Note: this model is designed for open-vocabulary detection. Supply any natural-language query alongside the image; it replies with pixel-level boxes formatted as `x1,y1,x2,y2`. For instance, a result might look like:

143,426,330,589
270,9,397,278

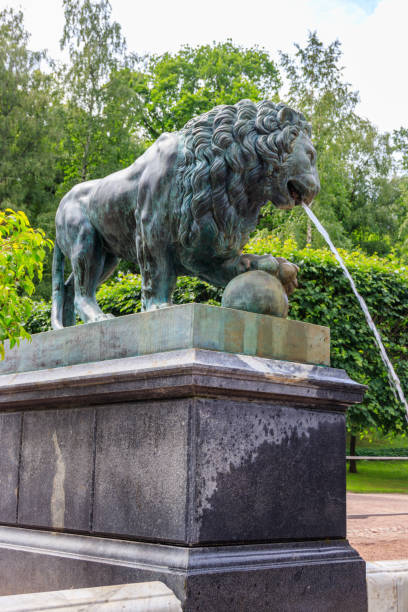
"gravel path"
347,493,408,561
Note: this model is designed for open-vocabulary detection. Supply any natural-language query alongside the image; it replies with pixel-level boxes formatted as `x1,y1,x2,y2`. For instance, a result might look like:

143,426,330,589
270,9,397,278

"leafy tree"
391,130,408,259
396,178,408,257
394,127,408,173
132,41,281,139
58,0,143,194
277,32,359,247
348,175,408,260
0,209,52,358
0,8,63,230
0,8,64,299
272,32,402,259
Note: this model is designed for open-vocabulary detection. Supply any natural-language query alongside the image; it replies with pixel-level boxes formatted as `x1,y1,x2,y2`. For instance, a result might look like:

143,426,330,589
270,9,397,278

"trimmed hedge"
26,275,222,329
246,236,408,437
96,274,222,316
356,448,408,457
26,235,408,437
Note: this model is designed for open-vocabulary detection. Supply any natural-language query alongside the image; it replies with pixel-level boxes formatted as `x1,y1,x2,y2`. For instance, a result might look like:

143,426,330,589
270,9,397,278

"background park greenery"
1,0,407,451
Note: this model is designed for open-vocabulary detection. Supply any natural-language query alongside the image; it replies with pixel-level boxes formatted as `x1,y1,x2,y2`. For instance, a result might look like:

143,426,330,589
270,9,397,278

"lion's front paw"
251,254,279,275
275,257,299,296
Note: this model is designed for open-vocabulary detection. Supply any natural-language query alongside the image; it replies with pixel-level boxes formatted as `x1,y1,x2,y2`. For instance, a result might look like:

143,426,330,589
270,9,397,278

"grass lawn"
346,460,408,494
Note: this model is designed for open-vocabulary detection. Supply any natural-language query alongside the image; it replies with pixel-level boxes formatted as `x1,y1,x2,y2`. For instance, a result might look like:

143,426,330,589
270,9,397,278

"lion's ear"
277,107,296,124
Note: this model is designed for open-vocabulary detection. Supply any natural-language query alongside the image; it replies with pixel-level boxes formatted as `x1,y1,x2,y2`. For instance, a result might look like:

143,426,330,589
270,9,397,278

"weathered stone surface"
18,408,94,531
0,413,21,524
366,560,408,612
0,349,363,412
90,397,346,544
0,348,365,543
0,304,330,376
0,581,182,611
93,400,190,541
0,526,367,611
191,398,346,544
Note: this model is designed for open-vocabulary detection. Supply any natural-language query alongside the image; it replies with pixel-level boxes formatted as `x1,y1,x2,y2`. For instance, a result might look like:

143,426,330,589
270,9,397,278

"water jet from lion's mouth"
301,201,408,424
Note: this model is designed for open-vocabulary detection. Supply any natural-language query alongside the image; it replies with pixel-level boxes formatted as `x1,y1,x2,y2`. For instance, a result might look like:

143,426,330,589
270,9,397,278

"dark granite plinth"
0,350,361,544
0,394,349,544
0,413,21,523
0,526,367,611
0,315,367,610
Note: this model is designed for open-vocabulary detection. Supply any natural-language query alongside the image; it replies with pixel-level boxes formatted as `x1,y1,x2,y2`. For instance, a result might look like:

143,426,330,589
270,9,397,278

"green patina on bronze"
51,100,319,329
1,305,330,375
222,270,289,318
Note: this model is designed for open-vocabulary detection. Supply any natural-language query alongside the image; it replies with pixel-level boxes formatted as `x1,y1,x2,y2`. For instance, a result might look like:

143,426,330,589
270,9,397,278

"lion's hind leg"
66,252,118,325
68,219,114,325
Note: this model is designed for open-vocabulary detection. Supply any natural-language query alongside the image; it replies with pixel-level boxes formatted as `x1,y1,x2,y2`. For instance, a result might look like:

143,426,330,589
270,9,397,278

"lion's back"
86,132,181,259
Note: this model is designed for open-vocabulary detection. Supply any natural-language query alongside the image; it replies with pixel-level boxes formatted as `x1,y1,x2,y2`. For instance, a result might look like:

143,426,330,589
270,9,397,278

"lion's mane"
177,99,311,255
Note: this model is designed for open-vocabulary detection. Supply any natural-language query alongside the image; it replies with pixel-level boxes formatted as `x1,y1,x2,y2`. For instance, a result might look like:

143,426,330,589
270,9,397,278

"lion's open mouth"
287,180,303,205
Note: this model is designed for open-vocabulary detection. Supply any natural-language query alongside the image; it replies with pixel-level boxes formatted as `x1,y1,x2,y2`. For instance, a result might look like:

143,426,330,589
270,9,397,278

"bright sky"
2,0,407,133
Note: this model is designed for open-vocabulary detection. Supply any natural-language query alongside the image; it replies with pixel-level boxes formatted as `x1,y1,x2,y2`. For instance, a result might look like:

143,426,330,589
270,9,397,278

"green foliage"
391,176,408,259
172,276,222,306
277,32,406,257
25,300,52,334
95,273,222,317
0,8,64,299
348,431,408,448
96,273,142,316
0,209,52,357
245,235,408,437
132,41,281,139
356,448,408,457
394,127,408,173
58,0,144,194
0,9,63,223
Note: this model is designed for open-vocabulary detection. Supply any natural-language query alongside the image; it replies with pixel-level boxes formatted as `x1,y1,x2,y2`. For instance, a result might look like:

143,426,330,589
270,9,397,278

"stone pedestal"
0,305,367,611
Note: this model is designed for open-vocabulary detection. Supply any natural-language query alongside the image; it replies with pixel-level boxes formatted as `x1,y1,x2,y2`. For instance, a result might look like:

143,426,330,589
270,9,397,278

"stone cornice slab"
0,348,365,410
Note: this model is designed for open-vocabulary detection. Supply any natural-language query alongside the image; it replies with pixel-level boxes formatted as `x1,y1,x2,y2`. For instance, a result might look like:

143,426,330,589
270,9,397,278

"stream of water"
302,202,408,424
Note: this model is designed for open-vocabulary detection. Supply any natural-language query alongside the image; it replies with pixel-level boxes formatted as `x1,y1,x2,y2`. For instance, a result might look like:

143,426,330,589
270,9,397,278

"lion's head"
177,99,319,252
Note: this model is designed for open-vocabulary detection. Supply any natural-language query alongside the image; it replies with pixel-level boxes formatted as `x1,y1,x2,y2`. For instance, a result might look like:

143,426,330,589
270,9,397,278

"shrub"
245,235,408,437
0,209,52,357
356,448,408,457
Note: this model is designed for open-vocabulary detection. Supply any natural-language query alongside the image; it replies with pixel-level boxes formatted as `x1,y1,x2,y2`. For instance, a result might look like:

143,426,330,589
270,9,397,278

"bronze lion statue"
51,99,319,328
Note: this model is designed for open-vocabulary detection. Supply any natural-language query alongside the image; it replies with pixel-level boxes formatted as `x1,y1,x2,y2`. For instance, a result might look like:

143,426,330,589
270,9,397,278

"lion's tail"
51,242,65,329
51,242,76,329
